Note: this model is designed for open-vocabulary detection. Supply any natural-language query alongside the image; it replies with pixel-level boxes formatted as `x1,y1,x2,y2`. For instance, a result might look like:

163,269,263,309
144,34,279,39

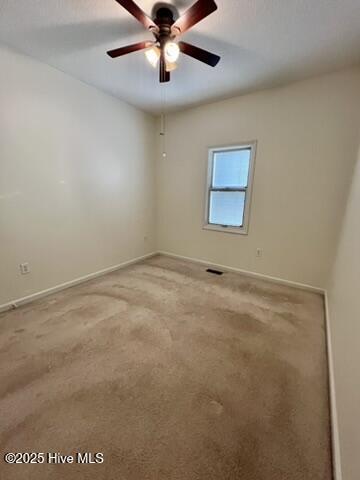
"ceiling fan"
107,0,221,83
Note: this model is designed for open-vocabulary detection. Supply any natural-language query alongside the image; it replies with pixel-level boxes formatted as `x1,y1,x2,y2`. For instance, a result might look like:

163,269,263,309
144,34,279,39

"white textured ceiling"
0,0,360,114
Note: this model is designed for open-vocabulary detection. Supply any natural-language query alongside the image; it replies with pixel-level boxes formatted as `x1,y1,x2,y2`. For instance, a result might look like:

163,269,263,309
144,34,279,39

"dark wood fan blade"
115,0,157,30
159,55,170,83
172,0,217,34
107,41,154,58
178,41,220,67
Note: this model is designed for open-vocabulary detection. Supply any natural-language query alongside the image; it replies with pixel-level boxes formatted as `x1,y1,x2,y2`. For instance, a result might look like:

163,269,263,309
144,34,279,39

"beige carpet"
0,255,332,479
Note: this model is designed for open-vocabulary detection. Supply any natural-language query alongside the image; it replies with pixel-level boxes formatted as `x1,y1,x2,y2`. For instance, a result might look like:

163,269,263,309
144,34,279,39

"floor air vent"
206,268,224,276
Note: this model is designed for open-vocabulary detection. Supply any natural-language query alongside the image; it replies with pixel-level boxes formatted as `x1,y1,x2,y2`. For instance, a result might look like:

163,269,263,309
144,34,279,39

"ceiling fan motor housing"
154,7,175,40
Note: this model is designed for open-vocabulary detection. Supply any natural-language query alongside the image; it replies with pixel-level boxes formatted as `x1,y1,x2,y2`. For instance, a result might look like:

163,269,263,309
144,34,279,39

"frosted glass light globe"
145,46,160,67
164,42,180,63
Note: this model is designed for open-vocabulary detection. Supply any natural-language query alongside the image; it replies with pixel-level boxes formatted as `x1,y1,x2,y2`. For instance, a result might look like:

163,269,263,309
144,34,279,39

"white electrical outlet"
19,263,30,275
256,248,262,258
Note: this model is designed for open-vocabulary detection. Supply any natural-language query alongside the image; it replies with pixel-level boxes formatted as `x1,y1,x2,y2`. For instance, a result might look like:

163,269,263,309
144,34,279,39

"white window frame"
203,142,257,235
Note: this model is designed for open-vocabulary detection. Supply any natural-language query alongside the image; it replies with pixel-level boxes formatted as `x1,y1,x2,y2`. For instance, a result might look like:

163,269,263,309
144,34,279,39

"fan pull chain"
160,114,167,158
160,84,167,158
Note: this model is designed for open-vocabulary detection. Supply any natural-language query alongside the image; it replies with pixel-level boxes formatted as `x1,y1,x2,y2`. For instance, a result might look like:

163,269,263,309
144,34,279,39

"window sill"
203,224,248,235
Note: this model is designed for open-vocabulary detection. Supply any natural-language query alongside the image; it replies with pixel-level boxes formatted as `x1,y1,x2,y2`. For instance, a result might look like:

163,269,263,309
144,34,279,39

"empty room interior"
1,1,360,479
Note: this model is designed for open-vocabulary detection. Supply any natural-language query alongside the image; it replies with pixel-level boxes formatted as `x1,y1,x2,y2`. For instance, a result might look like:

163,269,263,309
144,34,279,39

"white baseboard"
0,249,324,312
0,252,157,314
158,250,325,294
324,292,342,480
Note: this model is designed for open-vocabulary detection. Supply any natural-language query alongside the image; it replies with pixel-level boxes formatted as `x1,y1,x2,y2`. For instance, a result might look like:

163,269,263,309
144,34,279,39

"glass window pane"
209,191,245,227
212,149,251,188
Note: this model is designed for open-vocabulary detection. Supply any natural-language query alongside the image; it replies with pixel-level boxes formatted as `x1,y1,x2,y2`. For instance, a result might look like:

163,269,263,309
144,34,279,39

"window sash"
207,188,248,227
208,152,249,226
204,142,256,234
211,148,251,189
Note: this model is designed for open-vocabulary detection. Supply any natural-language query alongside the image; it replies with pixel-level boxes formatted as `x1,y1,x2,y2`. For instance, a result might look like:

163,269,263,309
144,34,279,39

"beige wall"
156,68,360,288
328,140,360,480
0,45,156,306
1,43,360,477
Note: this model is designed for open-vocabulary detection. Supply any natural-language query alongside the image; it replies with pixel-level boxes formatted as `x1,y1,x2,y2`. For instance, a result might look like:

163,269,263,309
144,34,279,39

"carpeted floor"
0,255,332,479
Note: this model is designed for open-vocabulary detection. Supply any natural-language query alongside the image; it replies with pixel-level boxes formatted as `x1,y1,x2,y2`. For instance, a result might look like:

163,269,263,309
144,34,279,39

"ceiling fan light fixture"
145,46,160,67
107,0,220,83
164,42,180,63
165,61,178,72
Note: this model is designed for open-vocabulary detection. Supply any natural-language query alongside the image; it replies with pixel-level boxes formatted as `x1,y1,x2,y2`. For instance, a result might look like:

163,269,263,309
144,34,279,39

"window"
204,143,256,234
